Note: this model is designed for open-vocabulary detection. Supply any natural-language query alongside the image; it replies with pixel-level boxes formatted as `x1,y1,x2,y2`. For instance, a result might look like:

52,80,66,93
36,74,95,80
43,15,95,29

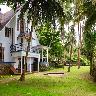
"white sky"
0,5,11,14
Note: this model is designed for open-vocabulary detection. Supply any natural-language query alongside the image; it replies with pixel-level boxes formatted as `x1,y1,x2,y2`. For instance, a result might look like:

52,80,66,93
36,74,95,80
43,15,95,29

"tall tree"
79,0,96,75
83,28,96,75
64,25,76,72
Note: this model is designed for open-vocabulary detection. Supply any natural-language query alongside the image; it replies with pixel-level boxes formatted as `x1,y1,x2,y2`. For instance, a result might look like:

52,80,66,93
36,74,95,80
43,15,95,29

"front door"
33,58,38,71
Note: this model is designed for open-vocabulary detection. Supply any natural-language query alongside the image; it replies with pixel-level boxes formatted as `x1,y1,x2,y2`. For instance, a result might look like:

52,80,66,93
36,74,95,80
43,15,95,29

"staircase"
0,64,18,75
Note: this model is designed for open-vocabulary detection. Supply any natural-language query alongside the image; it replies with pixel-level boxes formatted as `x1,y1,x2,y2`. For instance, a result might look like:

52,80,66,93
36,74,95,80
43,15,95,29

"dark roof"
0,5,22,31
0,10,15,31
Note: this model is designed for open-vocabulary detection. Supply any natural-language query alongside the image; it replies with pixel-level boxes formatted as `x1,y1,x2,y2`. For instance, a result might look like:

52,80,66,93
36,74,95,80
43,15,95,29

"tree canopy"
0,0,66,26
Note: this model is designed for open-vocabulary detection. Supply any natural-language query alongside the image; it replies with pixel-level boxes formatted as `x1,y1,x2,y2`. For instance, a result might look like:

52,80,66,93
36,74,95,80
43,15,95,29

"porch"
10,44,49,74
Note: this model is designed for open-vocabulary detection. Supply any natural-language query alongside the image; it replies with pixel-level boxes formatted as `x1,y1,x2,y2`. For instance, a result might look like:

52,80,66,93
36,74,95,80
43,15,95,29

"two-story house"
0,7,49,74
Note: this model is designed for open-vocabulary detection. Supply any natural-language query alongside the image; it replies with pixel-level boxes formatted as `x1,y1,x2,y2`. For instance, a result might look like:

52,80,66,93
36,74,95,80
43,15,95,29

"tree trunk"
78,48,80,69
19,37,25,81
19,24,32,81
68,45,72,72
89,53,93,76
93,64,96,82
61,24,65,69
63,51,66,69
77,22,81,69
19,71,25,81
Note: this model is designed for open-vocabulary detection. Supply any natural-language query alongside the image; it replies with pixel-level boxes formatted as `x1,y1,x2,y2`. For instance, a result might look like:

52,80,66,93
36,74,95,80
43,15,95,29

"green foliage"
83,30,96,59
64,25,76,47
39,64,53,72
75,0,96,30
72,54,90,66
50,42,64,58
83,1,96,30
64,25,76,62
37,22,64,64
83,29,96,75
74,0,96,75
37,23,60,47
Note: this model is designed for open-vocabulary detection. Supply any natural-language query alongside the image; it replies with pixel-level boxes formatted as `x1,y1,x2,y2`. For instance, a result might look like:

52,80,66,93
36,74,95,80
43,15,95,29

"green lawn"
0,66,96,96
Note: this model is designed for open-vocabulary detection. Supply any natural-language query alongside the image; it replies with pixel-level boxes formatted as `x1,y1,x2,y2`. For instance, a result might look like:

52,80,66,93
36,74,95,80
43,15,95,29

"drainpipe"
12,28,13,45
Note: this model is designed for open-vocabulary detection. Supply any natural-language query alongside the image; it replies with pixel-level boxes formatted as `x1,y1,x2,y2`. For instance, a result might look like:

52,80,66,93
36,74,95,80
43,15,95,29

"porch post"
37,49,39,54
21,56,23,74
24,56,25,71
47,48,48,63
30,57,32,73
38,56,40,72
42,48,43,62
24,56,25,65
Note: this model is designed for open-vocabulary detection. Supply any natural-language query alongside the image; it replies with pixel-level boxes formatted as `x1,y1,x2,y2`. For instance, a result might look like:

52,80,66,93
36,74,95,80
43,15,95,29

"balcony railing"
10,43,39,53
10,43,26,52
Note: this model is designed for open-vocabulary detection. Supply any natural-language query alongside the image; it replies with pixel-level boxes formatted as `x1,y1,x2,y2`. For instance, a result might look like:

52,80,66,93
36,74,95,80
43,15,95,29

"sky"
0,5,11,14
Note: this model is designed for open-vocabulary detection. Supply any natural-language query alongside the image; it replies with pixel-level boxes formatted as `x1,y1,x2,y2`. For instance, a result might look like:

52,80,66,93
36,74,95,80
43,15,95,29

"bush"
39,64,53,71
72,55,90,66
0,64,11,74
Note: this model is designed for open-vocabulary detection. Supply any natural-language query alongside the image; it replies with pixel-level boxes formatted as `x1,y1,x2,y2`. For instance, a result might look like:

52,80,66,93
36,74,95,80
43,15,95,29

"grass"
0,66,96,96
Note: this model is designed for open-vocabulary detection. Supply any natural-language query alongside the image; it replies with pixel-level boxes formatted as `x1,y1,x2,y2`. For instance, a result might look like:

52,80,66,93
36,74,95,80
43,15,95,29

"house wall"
15,11,21,44
0,35,12,62
15,11,39,47
32,29,39,46
0,14,16,63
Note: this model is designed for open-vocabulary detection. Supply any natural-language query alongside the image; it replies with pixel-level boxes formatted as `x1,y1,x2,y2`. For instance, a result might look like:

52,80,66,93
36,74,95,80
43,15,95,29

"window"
20,19,25,33
17,18,19,31
5,27,9,37
5,27,13,37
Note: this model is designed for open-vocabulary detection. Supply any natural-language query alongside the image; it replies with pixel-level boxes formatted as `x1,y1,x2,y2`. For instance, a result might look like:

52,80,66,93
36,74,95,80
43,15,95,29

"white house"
0,7,49,74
